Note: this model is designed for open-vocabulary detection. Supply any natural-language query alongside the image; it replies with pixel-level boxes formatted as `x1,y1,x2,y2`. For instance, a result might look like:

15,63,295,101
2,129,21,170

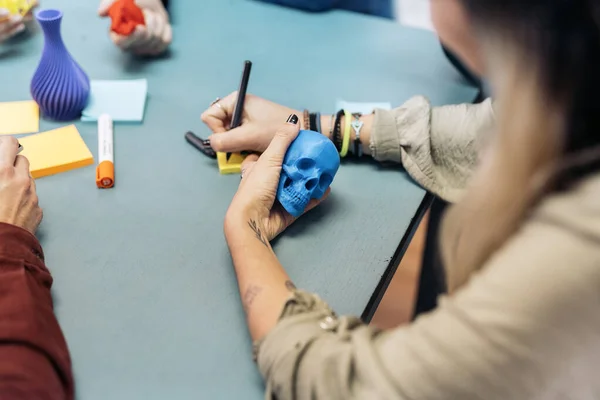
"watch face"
351,120,364,131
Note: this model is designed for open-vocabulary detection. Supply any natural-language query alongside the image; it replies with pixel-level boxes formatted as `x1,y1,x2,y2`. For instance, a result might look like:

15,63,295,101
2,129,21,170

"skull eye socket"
305,178,318,191
319,174,333,189
297,158,316,170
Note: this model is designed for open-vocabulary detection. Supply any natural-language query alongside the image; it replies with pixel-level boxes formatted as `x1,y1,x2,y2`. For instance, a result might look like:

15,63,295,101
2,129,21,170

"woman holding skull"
215,0,600,398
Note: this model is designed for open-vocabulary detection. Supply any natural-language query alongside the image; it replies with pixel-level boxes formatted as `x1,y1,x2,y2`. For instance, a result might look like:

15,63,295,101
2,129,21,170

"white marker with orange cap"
96,113,115,188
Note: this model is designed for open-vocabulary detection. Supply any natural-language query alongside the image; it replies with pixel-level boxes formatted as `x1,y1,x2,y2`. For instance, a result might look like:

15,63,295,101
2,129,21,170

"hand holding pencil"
200,92,302,154
190,60,304,173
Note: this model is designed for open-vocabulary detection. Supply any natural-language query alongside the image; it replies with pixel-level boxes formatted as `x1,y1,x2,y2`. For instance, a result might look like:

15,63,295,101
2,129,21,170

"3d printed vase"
30,9,90,121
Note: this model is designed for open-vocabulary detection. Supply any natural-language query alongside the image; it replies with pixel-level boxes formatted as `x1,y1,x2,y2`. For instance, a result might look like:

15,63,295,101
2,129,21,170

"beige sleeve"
256,209,600,399
369,96,495,203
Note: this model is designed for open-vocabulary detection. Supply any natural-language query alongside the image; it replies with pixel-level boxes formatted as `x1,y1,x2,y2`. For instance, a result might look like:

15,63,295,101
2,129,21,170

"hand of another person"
0,137,42,234
22,6,37,23
225,115,329,241
202,92,302,154
0,8,25,42
98,0,171,56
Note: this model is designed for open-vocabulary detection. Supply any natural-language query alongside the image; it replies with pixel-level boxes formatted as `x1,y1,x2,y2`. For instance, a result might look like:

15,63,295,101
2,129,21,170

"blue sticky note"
335,100,392,114
81,79,148,122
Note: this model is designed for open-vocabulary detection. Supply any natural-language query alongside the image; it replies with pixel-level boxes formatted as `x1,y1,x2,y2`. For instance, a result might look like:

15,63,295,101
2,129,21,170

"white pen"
96,113,115,188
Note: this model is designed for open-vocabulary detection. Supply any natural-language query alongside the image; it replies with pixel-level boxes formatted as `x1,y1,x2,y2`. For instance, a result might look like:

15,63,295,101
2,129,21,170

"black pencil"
227,60,252,161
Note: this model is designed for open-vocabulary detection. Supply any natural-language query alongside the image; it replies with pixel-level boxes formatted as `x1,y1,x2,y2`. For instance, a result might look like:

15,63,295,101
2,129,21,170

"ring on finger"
210,97,223,110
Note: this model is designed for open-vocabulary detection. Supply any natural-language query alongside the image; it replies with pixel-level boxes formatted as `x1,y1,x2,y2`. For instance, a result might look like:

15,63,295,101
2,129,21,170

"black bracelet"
311,112,322,133
309,113,318,133
332,109,345,153
328,113,336,144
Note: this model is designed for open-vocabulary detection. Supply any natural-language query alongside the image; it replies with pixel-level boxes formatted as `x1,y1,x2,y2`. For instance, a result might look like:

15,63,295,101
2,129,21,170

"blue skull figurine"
277,130,340,217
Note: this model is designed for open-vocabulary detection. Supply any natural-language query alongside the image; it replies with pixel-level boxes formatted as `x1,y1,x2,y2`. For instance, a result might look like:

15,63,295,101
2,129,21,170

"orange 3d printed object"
108,0,145,36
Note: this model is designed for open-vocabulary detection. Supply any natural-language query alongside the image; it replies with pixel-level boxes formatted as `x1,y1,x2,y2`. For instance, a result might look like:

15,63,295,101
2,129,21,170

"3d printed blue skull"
277,130,340,217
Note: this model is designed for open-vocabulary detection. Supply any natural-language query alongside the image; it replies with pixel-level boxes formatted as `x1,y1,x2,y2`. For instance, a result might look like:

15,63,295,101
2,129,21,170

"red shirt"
0,223,73,399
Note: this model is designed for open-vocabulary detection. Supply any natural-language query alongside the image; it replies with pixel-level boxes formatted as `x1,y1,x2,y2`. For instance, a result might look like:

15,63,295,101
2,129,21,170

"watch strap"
351,113,364,157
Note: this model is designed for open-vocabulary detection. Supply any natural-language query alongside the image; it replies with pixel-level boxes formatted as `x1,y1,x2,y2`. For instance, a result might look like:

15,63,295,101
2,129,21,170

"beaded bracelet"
303,109,310,130
328,113,336,142
332,109,345,153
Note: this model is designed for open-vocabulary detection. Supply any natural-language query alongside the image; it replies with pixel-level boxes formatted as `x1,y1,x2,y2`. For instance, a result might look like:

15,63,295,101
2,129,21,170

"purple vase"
31,9,90,121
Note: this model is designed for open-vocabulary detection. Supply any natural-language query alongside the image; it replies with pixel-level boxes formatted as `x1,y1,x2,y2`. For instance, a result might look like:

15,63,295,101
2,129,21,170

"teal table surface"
0,1,477,398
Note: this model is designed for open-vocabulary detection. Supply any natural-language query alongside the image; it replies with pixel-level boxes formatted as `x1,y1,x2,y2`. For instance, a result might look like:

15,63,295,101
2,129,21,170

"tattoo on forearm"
242,285,263,315
285,280,296,291
248,219,269,247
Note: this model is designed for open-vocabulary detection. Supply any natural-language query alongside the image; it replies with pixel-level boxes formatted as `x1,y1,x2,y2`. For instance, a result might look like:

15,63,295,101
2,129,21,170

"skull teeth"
283,188,309,205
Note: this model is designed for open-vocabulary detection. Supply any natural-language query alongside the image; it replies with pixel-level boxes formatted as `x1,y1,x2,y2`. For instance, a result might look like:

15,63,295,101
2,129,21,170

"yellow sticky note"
19,125,94,179
216,151,246,174
0,101,39,135
0,0,37,16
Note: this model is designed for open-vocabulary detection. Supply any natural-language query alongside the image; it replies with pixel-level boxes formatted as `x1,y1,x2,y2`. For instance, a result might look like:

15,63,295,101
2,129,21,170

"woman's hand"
202,93,303,154
224,116,330,341
225,114,329,242
0,137,42,234
98,0,172,56
0,8,25,42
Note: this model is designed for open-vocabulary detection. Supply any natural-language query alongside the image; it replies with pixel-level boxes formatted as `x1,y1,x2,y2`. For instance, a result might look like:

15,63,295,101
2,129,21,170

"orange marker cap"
96,160,114,188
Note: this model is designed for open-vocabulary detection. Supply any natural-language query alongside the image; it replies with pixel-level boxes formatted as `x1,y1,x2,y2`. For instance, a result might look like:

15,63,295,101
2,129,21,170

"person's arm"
0,223,73,399
224,118,331,343
250,190,600,399
224,211,295,341
321,96,495,203
252,0,394,17
252,0,334,12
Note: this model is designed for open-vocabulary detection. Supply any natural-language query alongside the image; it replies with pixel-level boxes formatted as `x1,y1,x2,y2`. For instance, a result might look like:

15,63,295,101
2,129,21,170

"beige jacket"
255,96,600,399
370,95,495,202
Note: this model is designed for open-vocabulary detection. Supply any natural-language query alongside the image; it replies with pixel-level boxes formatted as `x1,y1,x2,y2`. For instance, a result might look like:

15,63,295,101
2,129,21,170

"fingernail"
286,114,299,125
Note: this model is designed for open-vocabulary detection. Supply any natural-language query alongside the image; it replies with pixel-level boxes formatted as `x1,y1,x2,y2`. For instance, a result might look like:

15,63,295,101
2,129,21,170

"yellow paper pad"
217,152,246,174
0,101,39,135
19,125,94,179
0,0,37,16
